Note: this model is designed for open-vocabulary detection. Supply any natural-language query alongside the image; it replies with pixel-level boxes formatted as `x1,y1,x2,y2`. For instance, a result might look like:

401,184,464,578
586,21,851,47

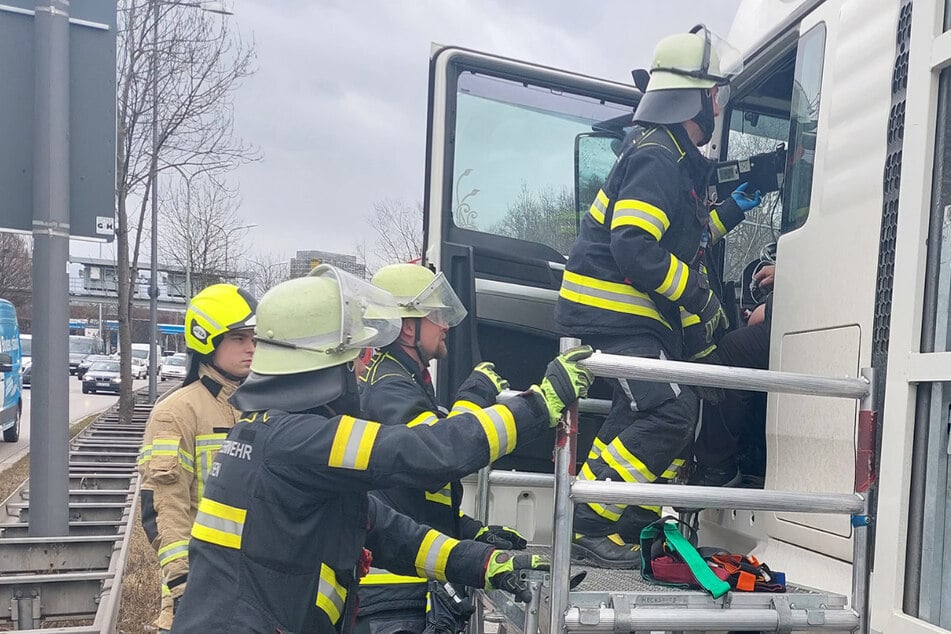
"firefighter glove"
471,362,509,394
698,291,728,344
534,345,595,427
475,525,527,550
484,551,550,602
731,182,762,213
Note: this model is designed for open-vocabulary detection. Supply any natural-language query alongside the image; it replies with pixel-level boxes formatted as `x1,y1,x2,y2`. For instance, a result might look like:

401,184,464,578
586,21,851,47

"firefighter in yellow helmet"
357,263,525,634
137,284,256,632
555,26,760,568
171,265,594,633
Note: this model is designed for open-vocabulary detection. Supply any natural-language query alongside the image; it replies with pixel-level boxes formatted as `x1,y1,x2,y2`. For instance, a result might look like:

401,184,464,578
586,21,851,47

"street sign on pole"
0,0,116,241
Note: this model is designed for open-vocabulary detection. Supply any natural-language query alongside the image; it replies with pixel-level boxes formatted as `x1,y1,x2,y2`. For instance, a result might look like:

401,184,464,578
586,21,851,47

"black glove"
484,552,550,603
474,525,527,550
697,291,729,344
423,582,474,634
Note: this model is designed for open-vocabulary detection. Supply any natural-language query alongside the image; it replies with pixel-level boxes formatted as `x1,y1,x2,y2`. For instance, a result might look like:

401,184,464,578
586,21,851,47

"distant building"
289,250,366,279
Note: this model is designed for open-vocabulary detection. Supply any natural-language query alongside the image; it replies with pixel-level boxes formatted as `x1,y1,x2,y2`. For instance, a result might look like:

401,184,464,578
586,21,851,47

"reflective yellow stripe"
195,433,228,499
329,416,380,471
178,448,195,473
238,412,258,423
151,440,178,456
195,433,228,448
588,501,625,521
709,210,728,243
161,583,171,596
361,571,428,585
425,484,452,506
589,190,609,224
191,497,246,549
560,270,669,326
587,437,607,460
661,458,686,480
655,255,690,301
406,411,439,427
475,405,517,462
680,307,700,327
603,438,657,483
414,529,458,581
157,539,190,566
611,199,670,239
448,400,480,416
316,563,348,624
137,444,152,465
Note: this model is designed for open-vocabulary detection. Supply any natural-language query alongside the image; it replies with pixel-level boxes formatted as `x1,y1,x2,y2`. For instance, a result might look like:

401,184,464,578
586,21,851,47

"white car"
160,354,188,381
130,356,149,379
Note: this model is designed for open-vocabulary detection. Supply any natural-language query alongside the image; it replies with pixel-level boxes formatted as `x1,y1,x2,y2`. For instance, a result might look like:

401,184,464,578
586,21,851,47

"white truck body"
425,0,951,631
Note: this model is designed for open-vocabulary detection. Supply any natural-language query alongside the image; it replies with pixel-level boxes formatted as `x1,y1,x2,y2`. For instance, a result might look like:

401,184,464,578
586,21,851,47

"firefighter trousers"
573,335,699,542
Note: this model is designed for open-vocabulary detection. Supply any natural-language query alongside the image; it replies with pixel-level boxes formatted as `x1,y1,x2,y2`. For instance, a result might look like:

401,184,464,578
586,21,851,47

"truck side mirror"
574,132,622,231
0,352,12,373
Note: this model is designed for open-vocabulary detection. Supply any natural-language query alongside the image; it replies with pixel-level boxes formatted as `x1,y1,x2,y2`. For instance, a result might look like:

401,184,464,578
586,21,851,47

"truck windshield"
451,71,632,255
69,338,96,354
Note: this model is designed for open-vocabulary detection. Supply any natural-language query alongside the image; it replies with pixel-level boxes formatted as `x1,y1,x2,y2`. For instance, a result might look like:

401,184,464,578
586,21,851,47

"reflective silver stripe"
194,508,243,541
560,276,661,314
195,436,227,449
657,258,688,300
158,541,189,565
612,207,667,236
421,532,453,578
187,304,223,331
602,443,652,483
317,564,347,624
342,418,371,469
178,450,195,470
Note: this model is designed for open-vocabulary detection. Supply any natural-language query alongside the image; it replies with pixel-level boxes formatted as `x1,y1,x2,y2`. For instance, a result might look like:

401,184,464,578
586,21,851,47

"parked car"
0,299,22,442
160,354,187,381
76,354,116,380
20,361,30,388
81,360,121,394
19,333,31,389
130,355,149,379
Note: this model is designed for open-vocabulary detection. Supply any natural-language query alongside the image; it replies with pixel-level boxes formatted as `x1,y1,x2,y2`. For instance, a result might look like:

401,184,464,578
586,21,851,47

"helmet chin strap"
208,360,247,385
693,89,716,146
412,317,431,369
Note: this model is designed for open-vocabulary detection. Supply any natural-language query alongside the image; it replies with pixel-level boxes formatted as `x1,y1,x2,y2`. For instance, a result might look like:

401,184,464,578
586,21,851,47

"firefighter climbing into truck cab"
171,265,594,633
554,25,762,569
137,283,257,631
358,262,528,634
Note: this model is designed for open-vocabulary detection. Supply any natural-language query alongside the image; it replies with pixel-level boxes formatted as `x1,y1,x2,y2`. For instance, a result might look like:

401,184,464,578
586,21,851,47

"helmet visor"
405,272,468,328
307,265,403,351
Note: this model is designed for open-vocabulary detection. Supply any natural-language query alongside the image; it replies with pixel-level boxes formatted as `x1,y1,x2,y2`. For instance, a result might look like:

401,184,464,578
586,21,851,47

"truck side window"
783,24,827,232
450,72,631,255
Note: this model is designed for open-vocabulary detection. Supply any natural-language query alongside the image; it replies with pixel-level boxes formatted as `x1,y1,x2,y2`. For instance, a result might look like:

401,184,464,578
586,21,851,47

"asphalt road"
0,375,149,468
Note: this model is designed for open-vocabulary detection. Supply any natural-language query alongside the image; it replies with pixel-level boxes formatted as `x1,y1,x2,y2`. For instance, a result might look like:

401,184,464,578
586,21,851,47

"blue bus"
0,299,22,442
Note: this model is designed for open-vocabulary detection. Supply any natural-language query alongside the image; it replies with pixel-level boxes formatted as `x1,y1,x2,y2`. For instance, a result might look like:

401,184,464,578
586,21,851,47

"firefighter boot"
687,462,742,488
571,533,641,569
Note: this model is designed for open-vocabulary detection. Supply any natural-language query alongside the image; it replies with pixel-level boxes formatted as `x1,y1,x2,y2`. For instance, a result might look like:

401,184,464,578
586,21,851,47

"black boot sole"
570,543,641,570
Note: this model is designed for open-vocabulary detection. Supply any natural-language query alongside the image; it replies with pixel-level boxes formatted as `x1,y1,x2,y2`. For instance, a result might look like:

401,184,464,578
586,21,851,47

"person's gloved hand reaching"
532,345,595,427
731,182,762,213
483,551,550,602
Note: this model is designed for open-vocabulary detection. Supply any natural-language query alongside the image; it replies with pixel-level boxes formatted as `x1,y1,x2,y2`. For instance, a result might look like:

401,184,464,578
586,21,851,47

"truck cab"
425,0,951,631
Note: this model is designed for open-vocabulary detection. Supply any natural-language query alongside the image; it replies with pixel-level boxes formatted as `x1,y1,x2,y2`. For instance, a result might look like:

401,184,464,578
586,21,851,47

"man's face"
400,316,449,362
212,329,256,378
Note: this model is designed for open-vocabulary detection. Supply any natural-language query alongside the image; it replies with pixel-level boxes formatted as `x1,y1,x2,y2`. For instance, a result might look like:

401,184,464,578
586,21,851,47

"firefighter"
137,283,257,631
357,263,526,634
554,25,761,568
171,265,594,634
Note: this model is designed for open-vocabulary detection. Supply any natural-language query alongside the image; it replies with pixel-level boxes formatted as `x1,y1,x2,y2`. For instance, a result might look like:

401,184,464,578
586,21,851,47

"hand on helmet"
474,525,527,550
532,345,595,427
697,291,729,344
484,552,550,602
731,182,762,213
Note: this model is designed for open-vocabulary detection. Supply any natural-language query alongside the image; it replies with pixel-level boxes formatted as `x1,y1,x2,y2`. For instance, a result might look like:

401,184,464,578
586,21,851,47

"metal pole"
30,0,71,536
851,367,876,634
549,337,580,634
148,0,159,403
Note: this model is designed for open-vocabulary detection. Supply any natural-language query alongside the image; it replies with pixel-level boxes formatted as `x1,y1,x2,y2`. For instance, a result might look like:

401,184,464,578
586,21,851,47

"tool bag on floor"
639,516,786,599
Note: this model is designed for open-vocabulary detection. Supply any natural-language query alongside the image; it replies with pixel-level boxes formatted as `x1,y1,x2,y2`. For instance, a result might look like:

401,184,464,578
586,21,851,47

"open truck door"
423,47,638,481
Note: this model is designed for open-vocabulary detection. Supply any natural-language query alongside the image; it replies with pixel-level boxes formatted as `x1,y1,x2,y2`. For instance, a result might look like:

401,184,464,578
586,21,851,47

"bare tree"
0,233,32,322
491,183,578,256
115,0,258,421
358,199,424,274
246,250,289,298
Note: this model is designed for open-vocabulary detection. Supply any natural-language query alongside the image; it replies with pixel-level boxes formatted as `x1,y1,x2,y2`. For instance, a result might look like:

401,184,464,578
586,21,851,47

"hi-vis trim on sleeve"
475,405,517,462
709,210,729,243
158,539,190,566
151,439,178,458
178,447,195,474
602,437,657,483
680,307,700,327
137,444,152,466
589,190,609,224
449,400,480,416
316,563,348,624
361,567,428,585
329,416,380,471
425,483,452,506
414,529,459,581
406,411,439,428
191,497,247,549
611,199,671,240
655,255,690,301
560,270,668,324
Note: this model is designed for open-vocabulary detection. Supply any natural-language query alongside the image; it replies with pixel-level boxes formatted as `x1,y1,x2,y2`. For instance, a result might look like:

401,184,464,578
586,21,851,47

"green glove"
484,551,550,602
474,525,527,550
472,362,509,394
697,291,729,344
532,345,595,427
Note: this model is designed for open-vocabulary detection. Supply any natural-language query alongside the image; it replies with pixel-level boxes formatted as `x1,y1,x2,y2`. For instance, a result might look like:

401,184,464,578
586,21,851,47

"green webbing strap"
662,522,732,599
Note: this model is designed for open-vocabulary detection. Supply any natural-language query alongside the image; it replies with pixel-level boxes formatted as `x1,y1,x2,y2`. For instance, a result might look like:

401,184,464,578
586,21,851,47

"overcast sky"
74,1,741,264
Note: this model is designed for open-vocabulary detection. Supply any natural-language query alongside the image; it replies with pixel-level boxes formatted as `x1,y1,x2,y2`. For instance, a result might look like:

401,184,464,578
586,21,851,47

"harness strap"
661,523,732,599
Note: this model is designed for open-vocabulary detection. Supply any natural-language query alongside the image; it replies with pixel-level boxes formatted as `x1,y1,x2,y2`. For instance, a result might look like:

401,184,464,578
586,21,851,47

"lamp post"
148,0,233,402
222,223,258,282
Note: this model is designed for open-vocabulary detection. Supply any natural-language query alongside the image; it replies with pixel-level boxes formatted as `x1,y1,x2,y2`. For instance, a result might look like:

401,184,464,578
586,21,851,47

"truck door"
424,47,638,471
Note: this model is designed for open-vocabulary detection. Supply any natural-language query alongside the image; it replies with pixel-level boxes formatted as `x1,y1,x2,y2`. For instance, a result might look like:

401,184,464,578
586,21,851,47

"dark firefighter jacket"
555,124,745,352
170,391,551,634
357,345,497,616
